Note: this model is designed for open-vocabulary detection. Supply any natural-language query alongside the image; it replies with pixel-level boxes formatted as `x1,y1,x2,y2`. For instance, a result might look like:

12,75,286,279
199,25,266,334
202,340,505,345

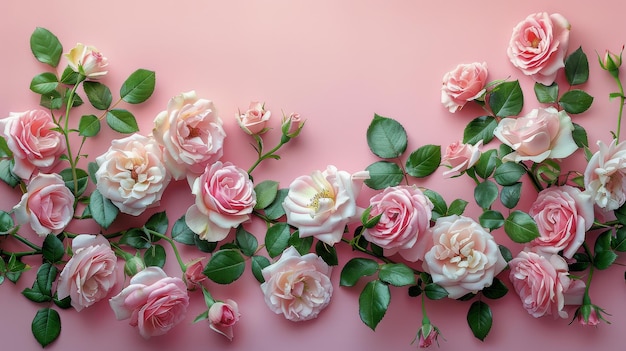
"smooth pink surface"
1,1,625,350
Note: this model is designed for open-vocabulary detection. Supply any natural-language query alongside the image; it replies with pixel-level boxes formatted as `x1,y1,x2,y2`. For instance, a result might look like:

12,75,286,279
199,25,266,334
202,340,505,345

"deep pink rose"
109,266,190,339
441,140,482,177
57,234,117,311
509,249,585,319
507,12,570,85
95,133,171,216
65,43,108,79
185,161,256,242
13,173,74,236
283,165,369,245
153,91,226,182
236,101,271,135
494,107,577,163
184,258,207,289
441,62,488,113
584,139,626,210
363,185,433,262
0,109,66,180
529,185,594,258
208,299,240,341
421,215,507,299
417,323,440,348
260,246,333,322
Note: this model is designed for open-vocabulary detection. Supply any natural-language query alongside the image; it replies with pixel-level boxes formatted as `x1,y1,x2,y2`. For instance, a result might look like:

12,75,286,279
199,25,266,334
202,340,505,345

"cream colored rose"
65,43,108,79
584,139,626,210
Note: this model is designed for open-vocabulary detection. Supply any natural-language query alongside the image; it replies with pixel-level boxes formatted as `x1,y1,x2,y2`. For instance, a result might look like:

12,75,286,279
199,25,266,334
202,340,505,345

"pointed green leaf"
423,189,447,220
479,210,505,230
474,149,499,179
558,90,593,114
78,114,101,137
39,89,63,110
254,180,279,210
145,211,168,236
263,188,288,220
42,234,64,264
489,80,524,117
119,228,151,249
88,189,119,229
359,280,390,330
172,215,196,245
424,283,449,300
31,308,61,347
288,231,313,255
504,210,540,243
0,159,20,187
467,301,492,341
474,180,498,209
83,81,112,110
565,46,589,86
265,222,291,258
315,241,338,266
405,144,441,178
482,278,509,299
106,109,139,133
236,226,259,257
30,27,62,67
534,82,558,103
612,227,626,252
366,114,407,159
0,211,15,234
120,69,156,104
203,249,245,284
59,167,89,197
500,182,522,209
30,73,58,94
251,255,270,283
340,257,379,287
60,66,80,84
36,263,57,298
447,199,468,216
463,116,498,145
493,162,525,186
364,161,404,190
572,123,588,148
144,244,166,268
378,263,416,287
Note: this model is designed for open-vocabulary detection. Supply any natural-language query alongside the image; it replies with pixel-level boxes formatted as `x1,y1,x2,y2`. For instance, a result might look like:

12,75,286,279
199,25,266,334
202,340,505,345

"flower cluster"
0,11,624,349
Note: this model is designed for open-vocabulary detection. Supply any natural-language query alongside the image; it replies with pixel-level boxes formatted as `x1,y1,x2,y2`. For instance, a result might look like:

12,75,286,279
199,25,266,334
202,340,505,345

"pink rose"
185,161,256,242
283,165,369,245
13,173,74,236
507,12,570,85
509,249,585,319
584,139,626,210
236,101,271,135
441,62,488,113
208,299,240,341
184,258,207,289
153,91,226,182
65,43,109,79
441,140,482,177
529,185,594,258
0,109,66,180
260,246,333,321
95,133,171,216
417,323,440,348
421,215,507,299
281,112,304,139
109,266,190,339
57,234,117,311
363,185,433,262
494,107,577,163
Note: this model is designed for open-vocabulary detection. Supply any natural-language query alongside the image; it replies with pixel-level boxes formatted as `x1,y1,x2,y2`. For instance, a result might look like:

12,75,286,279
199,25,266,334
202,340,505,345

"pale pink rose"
529,185,594,258
281,112,304,139
507,12,570,85
208,299,240,341
494,107,577,163
441,140,482,177
185,161,256,242
260,246,333,322
13,173,74,236
153,91,226,182
65,43,108,79
109,266,190,339
57,234,117,311
95,133,171,216
0,109,66,180
236,101,271,135
509,249,585,319
363,185,433,262
441,62,488,113
283,165,369,245
184,258,207,289
421,215,507,299
584,139,626,210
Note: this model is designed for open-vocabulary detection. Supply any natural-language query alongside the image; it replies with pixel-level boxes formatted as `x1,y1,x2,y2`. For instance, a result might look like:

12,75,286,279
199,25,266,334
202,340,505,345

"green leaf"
424,283,449,300
119,228,152,249
423,189,447,220
359,280,390,331
405,145,441,178
612,227,626,252
489,80,524,117
364,161,404,190
474,180,498,209
251,255,270,283
569,252,591,271
60,66,80,85
88,161,99,185
315,241,338,266
499,245,513,262
500,183,522,209
254,180,279,210
64,88,84,107
504,210,540,243
0,159,20,187
144,244,166,268
378,263,416,287
572,123,589,148
145,211,168,236
0,211,15,234
447,199,468,216
482,278,508,299
53,295,72,310
6,254,29,283
479,210,505,230
78,114,101,137
594,250,617,270
83,81,112,110
463,116,498,145
22,286,51,303
203,249,245,284
31,308,61,347
474,149,499,179
0,136,12,158
366,114,408,159
106,109,139,134
172,215,196,245
30,27,62,67
565,46,589,85
534,82,559,103
236,226,258,257
120,69,156,104
467,301,492,341
558,90,593,114
493,162,525,186
36,263,57,298
288,231,313,255
265,223,291,258
340,257,379,287
88,189,119,229
42,234,64,264
264,188,288,220
30,73,58,94
59,167,89,197
594,229,612,253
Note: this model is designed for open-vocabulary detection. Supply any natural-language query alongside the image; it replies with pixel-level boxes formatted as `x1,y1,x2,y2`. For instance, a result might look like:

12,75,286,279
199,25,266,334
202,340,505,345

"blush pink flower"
281,112,305,139
208,299,240,341
584,139,626,210
260,246,333,322
363,185,433,262
153,91,226,182
421,215,507,299
185,161,256,242
494,107,577,163
184,258,207,290
236,101,271,135
0,109,66,180
507,12,571,85
95,133,171,216
13,173,74,236
109,266,190,339
65,43,109,79
283,165,369,245
441,140,482,177
529,185,594,258
509,249,585,319
57,234,117,311
441,62,488,113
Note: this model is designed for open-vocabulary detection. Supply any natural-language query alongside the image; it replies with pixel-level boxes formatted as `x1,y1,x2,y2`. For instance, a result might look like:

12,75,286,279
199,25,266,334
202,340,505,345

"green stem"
60,76,85,196
247,138,288,175
0,249,41,258
581,242,595,304
11,232,42,251
614,76,625,142
144,228,187,273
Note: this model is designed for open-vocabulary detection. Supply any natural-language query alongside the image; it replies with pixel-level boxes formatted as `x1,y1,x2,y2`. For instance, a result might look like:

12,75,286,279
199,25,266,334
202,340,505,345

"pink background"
1,1,625,350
